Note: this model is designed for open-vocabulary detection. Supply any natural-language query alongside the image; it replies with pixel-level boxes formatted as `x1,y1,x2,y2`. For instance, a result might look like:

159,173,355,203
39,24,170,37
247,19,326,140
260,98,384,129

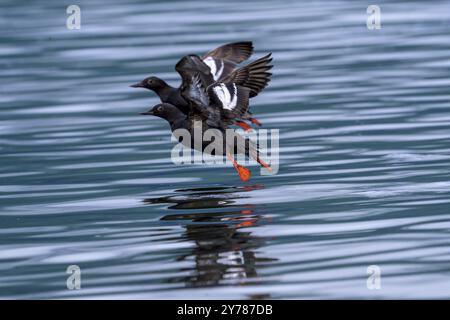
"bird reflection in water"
143,185,276,288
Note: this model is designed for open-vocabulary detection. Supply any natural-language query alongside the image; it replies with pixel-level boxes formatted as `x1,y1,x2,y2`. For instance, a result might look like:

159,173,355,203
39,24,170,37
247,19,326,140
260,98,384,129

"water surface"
1,0,450,299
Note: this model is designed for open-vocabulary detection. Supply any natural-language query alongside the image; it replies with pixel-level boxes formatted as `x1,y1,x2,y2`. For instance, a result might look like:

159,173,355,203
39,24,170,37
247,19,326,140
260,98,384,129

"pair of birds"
132,41,273,181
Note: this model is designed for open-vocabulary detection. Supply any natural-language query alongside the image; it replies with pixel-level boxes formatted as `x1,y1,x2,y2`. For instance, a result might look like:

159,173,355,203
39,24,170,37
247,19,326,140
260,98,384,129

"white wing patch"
213,83,237,110
203,57,224,81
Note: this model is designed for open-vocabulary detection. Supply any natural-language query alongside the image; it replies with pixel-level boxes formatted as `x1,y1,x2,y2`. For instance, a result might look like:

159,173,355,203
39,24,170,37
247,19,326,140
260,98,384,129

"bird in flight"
134,42,273,181
131,42,272,131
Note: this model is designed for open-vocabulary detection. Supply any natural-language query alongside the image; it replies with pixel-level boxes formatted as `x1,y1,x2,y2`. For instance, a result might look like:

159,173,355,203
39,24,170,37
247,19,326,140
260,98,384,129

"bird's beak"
130,82,144,88
140,111,154,116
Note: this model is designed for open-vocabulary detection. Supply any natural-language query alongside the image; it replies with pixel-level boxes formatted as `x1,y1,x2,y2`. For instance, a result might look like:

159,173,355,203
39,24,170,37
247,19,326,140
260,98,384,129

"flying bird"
135,42,273,181
131,42,272,131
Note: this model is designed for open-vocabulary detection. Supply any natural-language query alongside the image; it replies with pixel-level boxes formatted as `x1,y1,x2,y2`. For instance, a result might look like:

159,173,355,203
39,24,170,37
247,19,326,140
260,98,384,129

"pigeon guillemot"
131,42,272,131
139,69,272,181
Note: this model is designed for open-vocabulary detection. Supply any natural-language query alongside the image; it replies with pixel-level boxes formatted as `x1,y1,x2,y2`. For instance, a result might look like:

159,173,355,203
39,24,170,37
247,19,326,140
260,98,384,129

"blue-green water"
1,0,450,299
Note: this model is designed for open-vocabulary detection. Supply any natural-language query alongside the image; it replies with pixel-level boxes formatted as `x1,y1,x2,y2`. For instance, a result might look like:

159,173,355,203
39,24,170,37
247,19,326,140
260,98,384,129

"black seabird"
131,42,272,131
140,62,271,181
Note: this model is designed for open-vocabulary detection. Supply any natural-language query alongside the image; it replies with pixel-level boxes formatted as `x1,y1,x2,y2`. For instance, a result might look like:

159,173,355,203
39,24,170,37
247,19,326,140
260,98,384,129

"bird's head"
130,76,167,91
140,103,184,122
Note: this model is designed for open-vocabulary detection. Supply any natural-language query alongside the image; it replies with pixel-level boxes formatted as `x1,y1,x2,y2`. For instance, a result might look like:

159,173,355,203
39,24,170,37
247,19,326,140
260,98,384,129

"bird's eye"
147,80,153,85
157,106,163,112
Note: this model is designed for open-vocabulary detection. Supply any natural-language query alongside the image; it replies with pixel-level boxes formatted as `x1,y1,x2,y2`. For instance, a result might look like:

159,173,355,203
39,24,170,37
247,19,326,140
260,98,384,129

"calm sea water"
1,0,450,299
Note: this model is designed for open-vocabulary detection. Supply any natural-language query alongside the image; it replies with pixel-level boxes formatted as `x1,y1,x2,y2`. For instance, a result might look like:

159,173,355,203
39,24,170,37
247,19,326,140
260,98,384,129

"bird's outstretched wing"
220,53,273,98
202,42,254,82
175,55,211,112
203,41,254,64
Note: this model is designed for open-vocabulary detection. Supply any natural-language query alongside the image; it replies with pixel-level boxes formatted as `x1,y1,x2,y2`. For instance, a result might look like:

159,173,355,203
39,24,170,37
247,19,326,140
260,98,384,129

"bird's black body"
141,103,255,158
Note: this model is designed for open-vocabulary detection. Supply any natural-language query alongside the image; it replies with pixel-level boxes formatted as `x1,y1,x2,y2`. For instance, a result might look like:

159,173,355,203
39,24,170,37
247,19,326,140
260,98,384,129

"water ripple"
1,0,450,299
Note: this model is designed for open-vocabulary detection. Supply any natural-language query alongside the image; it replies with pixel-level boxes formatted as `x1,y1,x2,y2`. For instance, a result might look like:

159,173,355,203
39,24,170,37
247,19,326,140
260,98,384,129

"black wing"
175,55,212,113
202,42,254,82
203,41,253,64
175,51,253,129
220,53,273,98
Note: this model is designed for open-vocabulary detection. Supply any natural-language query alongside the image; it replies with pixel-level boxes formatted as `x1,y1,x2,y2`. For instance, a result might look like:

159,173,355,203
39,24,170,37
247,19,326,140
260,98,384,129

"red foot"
235,121,252,132
257,158,272,171
236,165,251,181
227,153,252,181
249,117,262,126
